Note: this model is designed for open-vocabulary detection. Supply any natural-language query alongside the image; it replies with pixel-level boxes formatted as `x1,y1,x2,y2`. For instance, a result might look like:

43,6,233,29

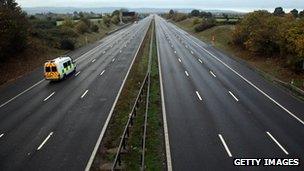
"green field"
56,18,103,26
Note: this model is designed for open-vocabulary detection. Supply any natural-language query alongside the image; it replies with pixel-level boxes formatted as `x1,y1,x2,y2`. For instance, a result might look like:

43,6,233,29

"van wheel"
63,74,67,79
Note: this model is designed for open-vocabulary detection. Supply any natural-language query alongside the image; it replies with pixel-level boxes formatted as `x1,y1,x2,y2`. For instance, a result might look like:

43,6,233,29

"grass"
56,18,103,26
174,18,304,92
145,25,165,170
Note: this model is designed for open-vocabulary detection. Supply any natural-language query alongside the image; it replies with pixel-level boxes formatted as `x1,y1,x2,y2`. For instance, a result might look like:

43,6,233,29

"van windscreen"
45,67,51,72
51,66,57,72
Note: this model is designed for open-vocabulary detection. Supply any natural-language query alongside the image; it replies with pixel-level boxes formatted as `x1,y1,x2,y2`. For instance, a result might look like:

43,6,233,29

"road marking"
125,44,127,47
218,134,233,157
178,58,182,63
196,91,203,101
103,51,106,54
119,50,122,53
100,70,105,76
0,79,44,108
185,71,189,77
81,90,89,99
185,45,188,48
0,133,4,138
75,71,81,76
174,23,304,125
198,58,203,63
266,132,289,155
209,71,216,78
190,51,194,54
171,45,173,48
91,59,96,63
37,132,53,150
112,58,116,62
43,92,55,102
228,91,239,102
156,33,173,171
174,51,176,54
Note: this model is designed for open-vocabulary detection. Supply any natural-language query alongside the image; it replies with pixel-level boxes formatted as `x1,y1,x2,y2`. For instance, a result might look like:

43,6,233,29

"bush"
194,19,216,32
192,18,201,25
232,10,304,70
91,25,99,32
111,15,120,25
75,21,90,34
60,39,75,50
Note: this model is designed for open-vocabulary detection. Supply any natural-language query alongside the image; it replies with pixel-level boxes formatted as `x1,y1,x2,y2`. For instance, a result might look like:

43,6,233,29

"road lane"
156,15,304,170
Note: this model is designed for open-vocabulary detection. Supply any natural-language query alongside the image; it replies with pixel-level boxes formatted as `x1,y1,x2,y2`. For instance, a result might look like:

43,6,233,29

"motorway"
0,16,152,170
155,16,304,170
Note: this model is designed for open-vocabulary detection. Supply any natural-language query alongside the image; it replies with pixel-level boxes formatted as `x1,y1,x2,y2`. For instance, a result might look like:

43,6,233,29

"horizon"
17,0,304,13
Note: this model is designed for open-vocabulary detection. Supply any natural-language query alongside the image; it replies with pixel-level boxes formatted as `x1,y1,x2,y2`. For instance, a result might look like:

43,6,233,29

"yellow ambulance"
44,57,76,81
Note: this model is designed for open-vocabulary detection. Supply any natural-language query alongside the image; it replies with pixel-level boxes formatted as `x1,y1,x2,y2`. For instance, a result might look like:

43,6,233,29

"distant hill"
22,7,242,14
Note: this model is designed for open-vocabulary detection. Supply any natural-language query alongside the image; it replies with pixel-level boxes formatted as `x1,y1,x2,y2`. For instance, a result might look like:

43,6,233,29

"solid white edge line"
81,90,89,99
43,92,55,102
218,134,233,157
85,18,152,171
0,79,44,108
185,71,189,77
37,132,53,150
156,21,173,171
210,71,216,78
173,22,304,125
0,133,4,138
266,131,289,155
196,91,203,101
100,70,105,76
228,91,239,102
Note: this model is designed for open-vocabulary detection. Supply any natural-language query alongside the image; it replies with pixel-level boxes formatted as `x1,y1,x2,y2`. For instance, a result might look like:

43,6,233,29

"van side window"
63,62,68,68
51,66,57,72
67,61,71,66
45,67,51,72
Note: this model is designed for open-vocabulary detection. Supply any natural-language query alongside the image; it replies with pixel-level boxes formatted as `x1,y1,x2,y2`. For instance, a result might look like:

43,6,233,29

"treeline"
0,0,122,62
164,9,239,33
233,8,304,71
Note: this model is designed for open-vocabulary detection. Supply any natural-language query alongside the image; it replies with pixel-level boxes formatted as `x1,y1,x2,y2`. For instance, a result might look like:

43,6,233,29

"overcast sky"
17,0,304,12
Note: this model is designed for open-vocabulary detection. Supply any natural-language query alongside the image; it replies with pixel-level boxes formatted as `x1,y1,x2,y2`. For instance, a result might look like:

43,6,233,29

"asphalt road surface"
0,16,152,171
155,15,304,171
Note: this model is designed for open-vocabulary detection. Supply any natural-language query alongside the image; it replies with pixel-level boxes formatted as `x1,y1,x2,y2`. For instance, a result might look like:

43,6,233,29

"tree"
75,21,90,34
299,10,304,18
190,9,200,17
111,15,120,25
290,9,298,18
274,7,285,16
199,11,212,18
112,10,120,17
103,15,111,27
0,0,29,61
222,13,229,21
169,9,175,15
